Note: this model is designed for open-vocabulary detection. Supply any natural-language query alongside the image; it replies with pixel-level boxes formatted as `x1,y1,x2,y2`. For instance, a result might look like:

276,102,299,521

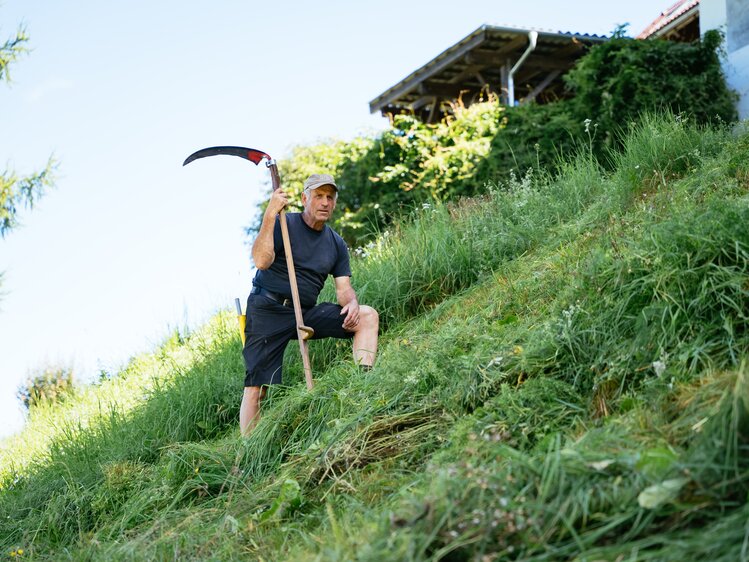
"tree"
1,22,56,238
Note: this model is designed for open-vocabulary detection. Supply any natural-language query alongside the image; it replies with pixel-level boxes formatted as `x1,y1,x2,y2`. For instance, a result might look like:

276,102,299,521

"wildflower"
513,345,523,355
486,356,503,368
652,360,667,377
583,118,592,133
562,304,578,319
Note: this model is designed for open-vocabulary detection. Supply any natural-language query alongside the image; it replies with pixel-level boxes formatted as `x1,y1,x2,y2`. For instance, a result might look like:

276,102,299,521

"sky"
0,0,665,438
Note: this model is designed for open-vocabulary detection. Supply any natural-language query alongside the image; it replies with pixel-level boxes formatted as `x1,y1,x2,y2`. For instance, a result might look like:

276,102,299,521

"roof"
637,0,700,39
369,24,607,122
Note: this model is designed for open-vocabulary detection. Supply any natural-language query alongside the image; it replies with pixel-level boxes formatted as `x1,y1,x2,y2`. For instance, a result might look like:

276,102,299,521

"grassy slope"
1,115,748,561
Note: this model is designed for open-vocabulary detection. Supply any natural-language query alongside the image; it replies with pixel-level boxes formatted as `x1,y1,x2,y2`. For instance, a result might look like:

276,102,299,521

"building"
369,25,606,123
372,1,749,123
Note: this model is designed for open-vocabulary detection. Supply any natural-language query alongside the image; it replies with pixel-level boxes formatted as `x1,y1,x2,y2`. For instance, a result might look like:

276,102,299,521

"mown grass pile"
1,114,748,560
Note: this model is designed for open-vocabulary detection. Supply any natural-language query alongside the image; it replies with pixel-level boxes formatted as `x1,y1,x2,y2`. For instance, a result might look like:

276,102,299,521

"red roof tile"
637,0,700,39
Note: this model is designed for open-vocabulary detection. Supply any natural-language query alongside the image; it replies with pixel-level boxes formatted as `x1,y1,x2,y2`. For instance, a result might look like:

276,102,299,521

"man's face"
302,184,337,223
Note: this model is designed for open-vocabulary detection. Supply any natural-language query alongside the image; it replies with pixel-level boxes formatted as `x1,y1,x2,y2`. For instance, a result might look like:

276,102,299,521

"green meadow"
2,114,748,560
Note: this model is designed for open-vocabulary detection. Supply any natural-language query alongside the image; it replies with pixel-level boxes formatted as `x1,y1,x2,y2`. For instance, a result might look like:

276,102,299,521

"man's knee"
360,305,379,329
244,385,267,402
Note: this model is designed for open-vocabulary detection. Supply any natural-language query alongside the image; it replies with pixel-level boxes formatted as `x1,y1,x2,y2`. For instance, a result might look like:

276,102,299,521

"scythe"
183,146,315,390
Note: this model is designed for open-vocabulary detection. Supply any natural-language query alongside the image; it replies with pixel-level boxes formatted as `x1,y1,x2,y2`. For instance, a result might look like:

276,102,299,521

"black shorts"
242,292,354,387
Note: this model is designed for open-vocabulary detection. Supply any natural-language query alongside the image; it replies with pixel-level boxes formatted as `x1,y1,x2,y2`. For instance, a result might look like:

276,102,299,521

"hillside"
1,115,748,561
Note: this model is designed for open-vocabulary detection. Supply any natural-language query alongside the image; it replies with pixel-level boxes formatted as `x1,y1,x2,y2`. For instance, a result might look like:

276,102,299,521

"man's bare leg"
239,385,266,436
352,305,379,367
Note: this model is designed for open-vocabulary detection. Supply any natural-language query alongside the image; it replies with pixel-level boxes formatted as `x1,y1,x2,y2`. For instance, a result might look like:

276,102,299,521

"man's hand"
335,276,360,331
340,300,360,331
267,188,289,216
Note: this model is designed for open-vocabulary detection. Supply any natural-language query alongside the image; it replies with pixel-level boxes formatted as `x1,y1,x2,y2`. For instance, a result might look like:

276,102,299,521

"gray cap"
303,173,338,192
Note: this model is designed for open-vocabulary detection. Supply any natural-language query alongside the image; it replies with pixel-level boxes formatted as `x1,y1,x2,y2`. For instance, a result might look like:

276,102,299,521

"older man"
240,173,379,435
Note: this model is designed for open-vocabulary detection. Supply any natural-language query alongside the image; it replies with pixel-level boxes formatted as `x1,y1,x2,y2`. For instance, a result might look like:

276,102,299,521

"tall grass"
2,114,748,560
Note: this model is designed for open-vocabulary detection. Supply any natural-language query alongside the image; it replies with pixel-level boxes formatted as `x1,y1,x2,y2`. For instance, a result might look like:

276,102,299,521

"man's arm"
252,189,288,270
334,276,360,331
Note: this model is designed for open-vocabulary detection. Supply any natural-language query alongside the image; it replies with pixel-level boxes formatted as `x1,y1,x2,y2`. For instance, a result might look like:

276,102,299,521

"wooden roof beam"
519,57,578,72
463,34,529,67
418,81,474,98
520,69,562,104
411,95,437,111
447,64,493,86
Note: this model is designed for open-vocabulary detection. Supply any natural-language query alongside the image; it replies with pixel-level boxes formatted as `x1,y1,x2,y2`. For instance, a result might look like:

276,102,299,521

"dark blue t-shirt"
253,213,351,307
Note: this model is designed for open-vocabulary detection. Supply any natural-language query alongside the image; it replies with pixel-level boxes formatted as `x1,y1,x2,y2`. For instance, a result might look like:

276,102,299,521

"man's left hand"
340,301,360,331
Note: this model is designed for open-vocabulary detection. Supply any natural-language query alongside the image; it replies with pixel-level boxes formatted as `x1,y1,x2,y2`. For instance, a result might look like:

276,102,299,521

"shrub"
566,29,738,151
473,99,581,184
17,364,75,410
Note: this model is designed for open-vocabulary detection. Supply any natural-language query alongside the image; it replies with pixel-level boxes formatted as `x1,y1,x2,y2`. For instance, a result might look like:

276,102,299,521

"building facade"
701,0,749,119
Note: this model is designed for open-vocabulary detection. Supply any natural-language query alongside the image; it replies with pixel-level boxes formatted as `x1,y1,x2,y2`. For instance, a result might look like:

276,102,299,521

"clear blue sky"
0,0,663,438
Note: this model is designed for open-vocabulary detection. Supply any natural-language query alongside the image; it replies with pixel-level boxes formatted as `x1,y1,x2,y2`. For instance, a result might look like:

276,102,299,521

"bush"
565,29,738,151
17,364,75,410
473,99,582,184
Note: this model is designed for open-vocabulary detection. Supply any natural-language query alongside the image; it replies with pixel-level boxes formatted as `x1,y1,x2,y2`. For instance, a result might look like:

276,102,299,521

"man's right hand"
266,189,289,216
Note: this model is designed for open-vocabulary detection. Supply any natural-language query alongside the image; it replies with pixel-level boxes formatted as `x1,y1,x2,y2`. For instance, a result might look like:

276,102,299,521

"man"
239,173,379,435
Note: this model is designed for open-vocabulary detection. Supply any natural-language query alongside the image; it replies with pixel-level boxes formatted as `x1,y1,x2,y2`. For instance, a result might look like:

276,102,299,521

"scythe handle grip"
267,160,282,192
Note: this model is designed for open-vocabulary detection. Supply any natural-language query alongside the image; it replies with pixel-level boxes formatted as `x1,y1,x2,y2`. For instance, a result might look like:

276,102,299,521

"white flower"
486,356,503,368
652,360,667,377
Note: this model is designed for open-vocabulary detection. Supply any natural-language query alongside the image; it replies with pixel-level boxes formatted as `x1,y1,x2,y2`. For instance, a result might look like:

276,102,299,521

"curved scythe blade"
182,146,271,167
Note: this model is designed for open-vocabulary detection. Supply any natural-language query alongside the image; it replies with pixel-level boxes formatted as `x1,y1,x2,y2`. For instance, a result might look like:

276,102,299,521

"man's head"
303,174,338,197
301,173,338,229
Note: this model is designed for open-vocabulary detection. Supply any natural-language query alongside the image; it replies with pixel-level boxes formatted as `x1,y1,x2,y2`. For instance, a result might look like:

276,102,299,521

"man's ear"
301,190,308,206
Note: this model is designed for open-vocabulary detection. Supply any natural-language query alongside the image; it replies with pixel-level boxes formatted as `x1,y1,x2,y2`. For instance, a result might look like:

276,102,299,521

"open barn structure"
369,25,607,123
